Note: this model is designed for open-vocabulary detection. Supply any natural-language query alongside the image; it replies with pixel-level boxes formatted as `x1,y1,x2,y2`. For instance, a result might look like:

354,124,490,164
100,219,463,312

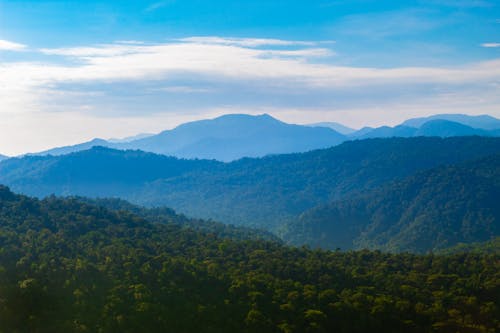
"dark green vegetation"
75,196,279,242
284,155,500,252
0,186,498,333
1,137,499,252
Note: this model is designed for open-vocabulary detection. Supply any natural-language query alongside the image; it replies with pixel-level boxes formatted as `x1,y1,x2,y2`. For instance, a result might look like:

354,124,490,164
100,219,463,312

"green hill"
0,186,498,332
284,155,500,252
2,137,499,235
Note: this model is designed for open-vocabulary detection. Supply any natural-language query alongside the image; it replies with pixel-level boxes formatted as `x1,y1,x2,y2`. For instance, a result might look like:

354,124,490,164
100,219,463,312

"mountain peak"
402,114,500,130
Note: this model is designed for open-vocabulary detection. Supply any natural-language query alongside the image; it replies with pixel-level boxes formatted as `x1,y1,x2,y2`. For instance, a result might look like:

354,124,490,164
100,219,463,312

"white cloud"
0,39,26,51
178,36,319,47
481,43,500,48
10,39,500,88
0,36,500,154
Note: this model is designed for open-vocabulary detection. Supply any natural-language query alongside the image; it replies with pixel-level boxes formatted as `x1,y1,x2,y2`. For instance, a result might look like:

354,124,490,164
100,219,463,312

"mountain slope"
34,114,346,161
2,137,500,234
0,146,220,197
0,186,497,332
308,122,356,134
118,113,346,161
351,125,417,139
284,155,500,252
34,138,109,156
402,113,500,130
415,119,493,137
351,120,497,139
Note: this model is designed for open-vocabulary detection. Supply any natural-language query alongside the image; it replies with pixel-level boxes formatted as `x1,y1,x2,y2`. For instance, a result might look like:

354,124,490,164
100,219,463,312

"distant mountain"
116,113,346,161
107,133,154,143
284,155,500,252
351,125,417,139
36,138,109,156
0,147,220,197
33,114,346,161
402,113,500,130
308,122,356,134
415,119,492,137
350,120,497,139
2,137,499,237
29,113,500,160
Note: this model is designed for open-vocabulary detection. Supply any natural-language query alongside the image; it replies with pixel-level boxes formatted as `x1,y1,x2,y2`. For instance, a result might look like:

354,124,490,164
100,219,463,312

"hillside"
2,137,500,238
308,122,356,134
0,147,221,197
352,120,496,139
402,113,500,130
284,155,500,252
76,196,279,242
0,186,498,332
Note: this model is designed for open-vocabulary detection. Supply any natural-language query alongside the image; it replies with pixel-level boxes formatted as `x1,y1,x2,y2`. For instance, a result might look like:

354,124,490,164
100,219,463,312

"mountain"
350,125,417,139
415,119,493,137
28,114,500,161
117,113,347,161
349,119,498,139
284,155,500,252
0,186,497,332
33,114,346,161
76,196,279,242
36,138,109,156
402,113,500,130
308,122,356,134
0,146,220,197
107,132,154,143
2,137,499,238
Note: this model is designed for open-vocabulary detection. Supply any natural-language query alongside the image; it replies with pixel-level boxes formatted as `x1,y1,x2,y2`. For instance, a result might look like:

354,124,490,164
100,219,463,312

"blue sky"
0,0,499,154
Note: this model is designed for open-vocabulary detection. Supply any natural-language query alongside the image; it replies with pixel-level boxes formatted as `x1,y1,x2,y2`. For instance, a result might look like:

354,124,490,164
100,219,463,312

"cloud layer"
0,36,499,155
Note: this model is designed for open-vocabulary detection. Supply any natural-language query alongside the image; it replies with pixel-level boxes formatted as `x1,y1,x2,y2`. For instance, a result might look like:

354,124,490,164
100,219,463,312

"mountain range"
284,155,500,252
0,185,496,332
35,114,346,161
2,136,499,252
27,113,500,161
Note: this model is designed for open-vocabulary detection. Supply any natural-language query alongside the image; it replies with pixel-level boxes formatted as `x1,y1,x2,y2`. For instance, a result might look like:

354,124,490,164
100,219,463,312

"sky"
0,0,499,155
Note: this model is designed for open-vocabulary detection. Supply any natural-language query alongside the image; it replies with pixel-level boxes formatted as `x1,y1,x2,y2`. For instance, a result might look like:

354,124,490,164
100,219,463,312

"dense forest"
284,155,500,252
1,137,499,235
0,186,498,332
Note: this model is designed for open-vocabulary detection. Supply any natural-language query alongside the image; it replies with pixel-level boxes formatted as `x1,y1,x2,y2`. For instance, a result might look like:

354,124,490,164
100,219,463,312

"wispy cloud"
481,43,500,48
1,36,500,154
0,39,27,51
178,36,321,47
12,38,500,88
144,1,176,12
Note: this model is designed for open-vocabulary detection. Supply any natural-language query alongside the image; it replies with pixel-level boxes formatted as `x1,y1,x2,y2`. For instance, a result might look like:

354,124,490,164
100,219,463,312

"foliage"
75,196,280,242
1,137,499,235
0,186,498,332
284,155,500,252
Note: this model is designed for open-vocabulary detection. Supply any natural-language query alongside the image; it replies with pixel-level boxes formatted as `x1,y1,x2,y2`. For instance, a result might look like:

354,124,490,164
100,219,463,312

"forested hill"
0,147,222,197
284,155,500,252
74,196,279,242
2,136,498,233
0,186,498,332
